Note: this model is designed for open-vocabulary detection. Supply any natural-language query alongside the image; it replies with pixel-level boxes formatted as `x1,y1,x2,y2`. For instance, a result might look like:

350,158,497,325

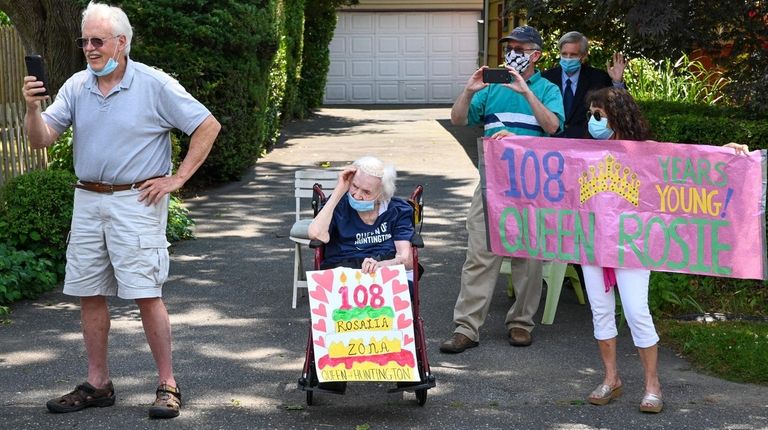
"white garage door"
324,11,480,104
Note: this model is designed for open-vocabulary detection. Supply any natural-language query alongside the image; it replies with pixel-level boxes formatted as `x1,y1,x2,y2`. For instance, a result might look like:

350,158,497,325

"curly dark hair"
585,88,651,141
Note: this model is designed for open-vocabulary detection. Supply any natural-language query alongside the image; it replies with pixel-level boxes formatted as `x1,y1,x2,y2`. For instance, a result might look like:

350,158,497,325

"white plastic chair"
289,169,339,308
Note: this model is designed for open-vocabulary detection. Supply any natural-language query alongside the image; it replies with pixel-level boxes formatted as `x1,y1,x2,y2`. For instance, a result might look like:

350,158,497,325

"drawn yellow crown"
578,154,640,206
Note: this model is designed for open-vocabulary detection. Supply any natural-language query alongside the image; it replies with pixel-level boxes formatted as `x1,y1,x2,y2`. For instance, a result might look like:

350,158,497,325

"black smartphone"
24,54,49,96
482,68,512,84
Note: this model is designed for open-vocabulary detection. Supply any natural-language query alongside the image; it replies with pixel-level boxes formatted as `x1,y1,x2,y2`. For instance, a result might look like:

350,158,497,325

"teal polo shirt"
468,70,564,137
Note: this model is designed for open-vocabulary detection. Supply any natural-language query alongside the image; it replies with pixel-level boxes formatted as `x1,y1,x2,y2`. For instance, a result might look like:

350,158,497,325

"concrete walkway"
1,107,766,429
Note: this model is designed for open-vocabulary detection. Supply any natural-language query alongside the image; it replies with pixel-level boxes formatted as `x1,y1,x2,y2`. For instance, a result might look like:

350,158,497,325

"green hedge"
297,0,341,115
639,100,768,149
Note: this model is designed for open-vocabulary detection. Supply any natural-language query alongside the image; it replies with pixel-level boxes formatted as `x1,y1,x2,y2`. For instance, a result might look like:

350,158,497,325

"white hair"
82,1,133,56
353,156,397,200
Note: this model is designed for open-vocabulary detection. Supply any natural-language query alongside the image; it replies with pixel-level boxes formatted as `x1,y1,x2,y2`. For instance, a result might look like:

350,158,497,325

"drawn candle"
339,271,351,309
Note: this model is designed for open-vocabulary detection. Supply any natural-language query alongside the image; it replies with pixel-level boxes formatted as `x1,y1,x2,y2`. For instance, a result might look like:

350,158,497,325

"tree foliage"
0,0,86,94
505,0,768,115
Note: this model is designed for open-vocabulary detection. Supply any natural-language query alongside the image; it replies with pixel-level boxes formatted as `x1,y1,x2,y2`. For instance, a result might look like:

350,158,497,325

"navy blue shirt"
322,195,414,268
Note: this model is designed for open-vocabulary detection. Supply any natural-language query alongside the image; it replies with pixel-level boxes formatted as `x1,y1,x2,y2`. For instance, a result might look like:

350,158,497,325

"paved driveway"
0,107,766,429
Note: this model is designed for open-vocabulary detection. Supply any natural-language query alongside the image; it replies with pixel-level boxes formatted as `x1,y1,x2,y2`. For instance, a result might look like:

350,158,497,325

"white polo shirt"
43,58,211,184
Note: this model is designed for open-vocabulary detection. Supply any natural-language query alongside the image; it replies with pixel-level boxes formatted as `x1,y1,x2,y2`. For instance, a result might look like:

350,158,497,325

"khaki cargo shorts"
63,188,170,299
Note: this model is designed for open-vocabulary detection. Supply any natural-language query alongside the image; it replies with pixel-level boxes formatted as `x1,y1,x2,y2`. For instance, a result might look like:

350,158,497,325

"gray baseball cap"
499,25,543,48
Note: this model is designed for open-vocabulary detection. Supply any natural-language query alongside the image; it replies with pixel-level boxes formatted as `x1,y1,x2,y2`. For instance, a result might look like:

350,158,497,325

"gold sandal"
588,383,622,405
640,392,663,413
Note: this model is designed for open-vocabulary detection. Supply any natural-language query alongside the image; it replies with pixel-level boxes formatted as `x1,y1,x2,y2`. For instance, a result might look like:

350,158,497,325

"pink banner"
480,136,767,280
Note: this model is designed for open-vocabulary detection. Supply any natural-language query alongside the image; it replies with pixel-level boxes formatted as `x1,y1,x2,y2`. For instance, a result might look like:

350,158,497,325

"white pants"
582,265,659,348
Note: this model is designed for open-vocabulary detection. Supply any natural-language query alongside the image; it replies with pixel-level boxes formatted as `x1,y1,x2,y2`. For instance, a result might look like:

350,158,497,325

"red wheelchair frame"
297,184,436,406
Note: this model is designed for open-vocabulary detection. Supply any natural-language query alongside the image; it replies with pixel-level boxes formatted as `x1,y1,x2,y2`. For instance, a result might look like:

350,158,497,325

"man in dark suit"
542,31,626,138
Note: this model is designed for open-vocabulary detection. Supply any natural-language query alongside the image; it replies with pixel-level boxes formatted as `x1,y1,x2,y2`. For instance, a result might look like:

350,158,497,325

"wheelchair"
297,183,436,406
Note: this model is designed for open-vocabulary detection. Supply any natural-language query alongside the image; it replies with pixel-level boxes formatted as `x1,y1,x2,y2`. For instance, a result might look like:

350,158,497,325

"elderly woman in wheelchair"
307,156,415,281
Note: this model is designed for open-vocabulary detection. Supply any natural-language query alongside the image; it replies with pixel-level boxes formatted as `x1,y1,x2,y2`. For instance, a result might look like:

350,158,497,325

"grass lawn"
658,320,768,385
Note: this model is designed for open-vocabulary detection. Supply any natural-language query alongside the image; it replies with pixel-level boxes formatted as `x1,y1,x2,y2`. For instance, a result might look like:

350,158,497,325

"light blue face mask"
588,115,614,140
87,57,118,77
87,39,120,77
560,57,581,74
347,192,376,212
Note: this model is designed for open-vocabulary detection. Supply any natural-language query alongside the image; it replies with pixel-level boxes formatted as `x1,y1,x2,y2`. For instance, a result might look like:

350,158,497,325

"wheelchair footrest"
386,377,436,393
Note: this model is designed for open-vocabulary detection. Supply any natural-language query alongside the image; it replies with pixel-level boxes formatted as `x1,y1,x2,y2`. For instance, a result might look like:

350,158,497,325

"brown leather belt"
75,176,163,194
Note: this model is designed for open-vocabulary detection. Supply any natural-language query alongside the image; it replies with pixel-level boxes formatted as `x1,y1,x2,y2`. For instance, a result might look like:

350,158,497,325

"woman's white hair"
82,1,133,56
353,156,397,200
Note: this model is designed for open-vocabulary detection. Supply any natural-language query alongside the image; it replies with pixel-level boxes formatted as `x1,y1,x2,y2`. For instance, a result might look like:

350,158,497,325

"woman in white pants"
581,88,749,413
582,87,663,413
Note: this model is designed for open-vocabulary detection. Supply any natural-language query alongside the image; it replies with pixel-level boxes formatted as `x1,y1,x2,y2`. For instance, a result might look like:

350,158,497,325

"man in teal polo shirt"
442,25,564,353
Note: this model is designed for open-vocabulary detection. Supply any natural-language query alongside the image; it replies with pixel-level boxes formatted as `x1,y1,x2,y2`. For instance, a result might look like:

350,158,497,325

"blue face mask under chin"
588,116,614,140
347,193,376,212
87,57,118,77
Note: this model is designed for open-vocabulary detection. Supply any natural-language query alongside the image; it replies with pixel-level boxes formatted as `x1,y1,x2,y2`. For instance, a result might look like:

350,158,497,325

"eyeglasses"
76,36,118,49
504,46,538,55
587,111,604,121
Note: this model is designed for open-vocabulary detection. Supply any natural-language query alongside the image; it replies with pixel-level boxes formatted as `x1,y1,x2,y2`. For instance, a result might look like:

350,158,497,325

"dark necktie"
563,78,574,118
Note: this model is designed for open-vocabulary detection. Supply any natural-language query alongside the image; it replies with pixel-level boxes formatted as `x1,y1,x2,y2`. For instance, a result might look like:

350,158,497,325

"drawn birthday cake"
308,267,418,382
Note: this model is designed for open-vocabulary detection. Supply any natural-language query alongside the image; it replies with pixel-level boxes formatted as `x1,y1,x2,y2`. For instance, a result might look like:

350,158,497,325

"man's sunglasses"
75,36,118,49
587,111,604,122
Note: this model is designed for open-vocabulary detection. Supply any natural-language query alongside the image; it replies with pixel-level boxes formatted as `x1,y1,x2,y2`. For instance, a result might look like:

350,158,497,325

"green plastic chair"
501,260,586,324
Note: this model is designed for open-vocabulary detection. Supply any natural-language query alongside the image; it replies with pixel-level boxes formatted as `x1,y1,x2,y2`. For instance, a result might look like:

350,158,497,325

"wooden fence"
1,26,48,188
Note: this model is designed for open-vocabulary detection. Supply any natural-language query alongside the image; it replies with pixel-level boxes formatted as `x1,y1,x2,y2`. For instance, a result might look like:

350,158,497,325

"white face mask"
505,50,531,73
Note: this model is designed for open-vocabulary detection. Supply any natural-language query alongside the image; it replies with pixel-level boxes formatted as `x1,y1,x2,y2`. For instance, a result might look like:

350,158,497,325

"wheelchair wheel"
305,360,318,406
415,388,427,406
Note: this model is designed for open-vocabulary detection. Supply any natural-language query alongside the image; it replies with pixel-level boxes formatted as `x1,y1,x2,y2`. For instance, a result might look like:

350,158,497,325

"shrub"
0,244,57,304
639,100,768,149
47,128,74,172
0,169,76,280
167,195,195,242
297,2,336,115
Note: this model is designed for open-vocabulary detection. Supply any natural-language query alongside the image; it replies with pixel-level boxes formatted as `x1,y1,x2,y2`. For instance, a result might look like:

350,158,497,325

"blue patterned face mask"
588,115,614,140
347,192,375,212
560,57,581,74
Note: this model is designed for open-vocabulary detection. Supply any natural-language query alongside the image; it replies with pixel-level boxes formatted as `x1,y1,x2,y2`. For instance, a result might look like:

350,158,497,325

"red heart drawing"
380,266,399,284
391,280,408,295
403,334,414,345
312,270,335,293
394,296,410,312
311,303,327,317
312,319,326,333
309,286,328,303
397,313,412,329
314,336,325,348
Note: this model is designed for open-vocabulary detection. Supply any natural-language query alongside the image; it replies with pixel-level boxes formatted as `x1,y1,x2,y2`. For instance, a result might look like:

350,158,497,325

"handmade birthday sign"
306,265,419,383
480,136,767,280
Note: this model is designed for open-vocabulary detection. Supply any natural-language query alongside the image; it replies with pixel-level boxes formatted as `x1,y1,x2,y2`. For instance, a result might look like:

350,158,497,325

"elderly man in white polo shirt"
22,1,220,419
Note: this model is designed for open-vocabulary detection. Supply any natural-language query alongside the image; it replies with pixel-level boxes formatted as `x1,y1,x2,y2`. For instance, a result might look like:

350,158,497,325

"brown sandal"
46,381,115,413
148,384,182,419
